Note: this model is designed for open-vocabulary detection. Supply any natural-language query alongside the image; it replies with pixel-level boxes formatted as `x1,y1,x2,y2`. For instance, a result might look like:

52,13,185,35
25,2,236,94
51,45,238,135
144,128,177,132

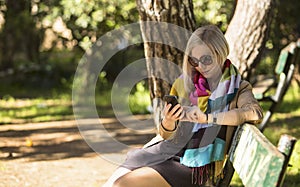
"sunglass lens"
201,55,212,65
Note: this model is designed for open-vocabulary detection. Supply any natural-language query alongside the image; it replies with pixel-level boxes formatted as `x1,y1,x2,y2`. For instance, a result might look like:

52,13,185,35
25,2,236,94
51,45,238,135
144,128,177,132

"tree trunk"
136,0,196,127
225,0,275,80
0,0,40,70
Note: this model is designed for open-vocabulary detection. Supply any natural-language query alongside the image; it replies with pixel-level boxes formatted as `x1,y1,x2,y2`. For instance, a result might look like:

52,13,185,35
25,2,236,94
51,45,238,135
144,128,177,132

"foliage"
259,0,300,74
129,81,151,114
193,0,235,31
36,0,138,51
269,0,300,50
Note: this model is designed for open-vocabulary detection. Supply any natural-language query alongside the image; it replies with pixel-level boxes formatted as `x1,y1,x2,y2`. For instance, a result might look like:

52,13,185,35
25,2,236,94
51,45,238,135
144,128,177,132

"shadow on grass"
276,100,300,114
265,116,300,140
283,172,300,187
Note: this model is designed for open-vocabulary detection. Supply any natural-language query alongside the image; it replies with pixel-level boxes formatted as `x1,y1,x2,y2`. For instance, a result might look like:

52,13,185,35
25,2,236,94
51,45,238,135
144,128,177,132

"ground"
0,116,155,187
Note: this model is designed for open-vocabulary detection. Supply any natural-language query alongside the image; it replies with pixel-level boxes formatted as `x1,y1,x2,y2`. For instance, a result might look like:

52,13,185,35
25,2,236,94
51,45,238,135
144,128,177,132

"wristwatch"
213,112,217,124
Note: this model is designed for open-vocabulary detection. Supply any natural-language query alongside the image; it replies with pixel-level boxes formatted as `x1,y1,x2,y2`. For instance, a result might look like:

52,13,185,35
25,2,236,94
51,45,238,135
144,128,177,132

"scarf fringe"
191,164,210,185
191,163,225,186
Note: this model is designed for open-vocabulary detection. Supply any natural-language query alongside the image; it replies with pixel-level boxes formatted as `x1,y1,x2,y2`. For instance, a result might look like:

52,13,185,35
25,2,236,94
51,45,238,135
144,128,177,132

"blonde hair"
182,25,230,93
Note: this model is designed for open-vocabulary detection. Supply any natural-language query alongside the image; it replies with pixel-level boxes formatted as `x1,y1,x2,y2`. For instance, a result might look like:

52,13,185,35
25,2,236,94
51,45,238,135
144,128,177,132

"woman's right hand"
161,102,184,131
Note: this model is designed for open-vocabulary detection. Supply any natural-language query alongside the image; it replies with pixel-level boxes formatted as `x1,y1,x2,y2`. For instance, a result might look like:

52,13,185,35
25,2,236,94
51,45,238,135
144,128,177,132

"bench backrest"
275,40,300,75
257,40,300,131
273,41,300,102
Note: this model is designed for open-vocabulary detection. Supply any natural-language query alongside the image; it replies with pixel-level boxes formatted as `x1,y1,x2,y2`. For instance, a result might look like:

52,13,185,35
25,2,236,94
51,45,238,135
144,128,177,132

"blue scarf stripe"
180,138,226,167
207,88,239,113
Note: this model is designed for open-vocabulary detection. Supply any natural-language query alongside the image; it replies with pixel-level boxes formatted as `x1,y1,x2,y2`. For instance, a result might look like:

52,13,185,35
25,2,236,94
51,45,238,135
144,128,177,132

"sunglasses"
188,55,213,67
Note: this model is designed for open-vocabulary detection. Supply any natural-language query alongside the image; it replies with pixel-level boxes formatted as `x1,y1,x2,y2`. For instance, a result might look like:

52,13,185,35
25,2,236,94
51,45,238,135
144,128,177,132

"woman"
105,25,263,187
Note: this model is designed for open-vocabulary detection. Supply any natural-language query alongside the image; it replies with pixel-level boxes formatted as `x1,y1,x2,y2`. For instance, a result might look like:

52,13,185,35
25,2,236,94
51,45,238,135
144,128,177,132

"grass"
0,81,151,123
0,95,73,124
262,81,300,187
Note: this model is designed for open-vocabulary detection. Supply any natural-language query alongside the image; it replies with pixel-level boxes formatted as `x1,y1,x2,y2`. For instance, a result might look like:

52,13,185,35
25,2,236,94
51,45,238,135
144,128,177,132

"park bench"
217,39,300,186
218,123,297,187
252,39,300,131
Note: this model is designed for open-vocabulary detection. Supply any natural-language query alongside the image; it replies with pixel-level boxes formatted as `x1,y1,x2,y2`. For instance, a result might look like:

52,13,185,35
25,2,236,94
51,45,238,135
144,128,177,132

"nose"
197,62,207,70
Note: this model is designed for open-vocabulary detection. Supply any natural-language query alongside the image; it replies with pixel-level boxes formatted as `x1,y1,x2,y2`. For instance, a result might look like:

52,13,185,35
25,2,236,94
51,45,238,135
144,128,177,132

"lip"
201,71,209,75
195,67,210,76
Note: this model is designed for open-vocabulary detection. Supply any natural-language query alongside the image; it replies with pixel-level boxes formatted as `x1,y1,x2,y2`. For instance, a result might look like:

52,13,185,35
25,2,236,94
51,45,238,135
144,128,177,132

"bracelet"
161,118,177,132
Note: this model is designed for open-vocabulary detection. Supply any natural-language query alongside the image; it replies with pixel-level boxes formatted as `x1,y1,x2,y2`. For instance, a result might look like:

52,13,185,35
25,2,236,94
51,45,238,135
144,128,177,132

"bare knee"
112,167,170,187
112,175,131,187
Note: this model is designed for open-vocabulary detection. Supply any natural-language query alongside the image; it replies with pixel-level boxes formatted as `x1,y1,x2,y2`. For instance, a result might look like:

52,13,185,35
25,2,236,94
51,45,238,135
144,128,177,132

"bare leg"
113,167,171,187
103,167,131,187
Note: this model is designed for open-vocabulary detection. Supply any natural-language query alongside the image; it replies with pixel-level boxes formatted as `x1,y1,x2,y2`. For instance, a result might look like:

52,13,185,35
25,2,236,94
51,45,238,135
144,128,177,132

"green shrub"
129,81,151,114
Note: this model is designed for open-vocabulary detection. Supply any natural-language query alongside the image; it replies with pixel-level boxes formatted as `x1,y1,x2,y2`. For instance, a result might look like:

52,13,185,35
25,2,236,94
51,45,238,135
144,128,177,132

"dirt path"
0,117,155,187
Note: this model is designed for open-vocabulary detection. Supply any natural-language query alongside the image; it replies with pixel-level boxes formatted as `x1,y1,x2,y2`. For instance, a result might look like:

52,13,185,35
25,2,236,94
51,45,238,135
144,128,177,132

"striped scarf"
180,59,241,185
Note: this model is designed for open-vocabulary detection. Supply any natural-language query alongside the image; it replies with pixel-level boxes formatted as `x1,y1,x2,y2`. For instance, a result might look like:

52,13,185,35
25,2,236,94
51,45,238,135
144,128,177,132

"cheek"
209,64,222,75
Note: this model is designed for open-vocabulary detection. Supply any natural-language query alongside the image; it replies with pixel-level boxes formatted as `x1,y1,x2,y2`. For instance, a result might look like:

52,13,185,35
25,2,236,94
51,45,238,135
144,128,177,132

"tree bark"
225,0,275,80
136,0,195,127
0,0,40,70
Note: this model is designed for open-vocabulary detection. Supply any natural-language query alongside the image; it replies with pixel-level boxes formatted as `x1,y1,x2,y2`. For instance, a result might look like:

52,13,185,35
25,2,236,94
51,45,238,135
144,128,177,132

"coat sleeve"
236,80,264,124
207,80,263,126
158,78,183,140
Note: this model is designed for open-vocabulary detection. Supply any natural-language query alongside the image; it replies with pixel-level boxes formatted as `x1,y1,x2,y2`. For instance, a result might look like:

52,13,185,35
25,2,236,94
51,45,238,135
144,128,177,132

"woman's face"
190,44,221,79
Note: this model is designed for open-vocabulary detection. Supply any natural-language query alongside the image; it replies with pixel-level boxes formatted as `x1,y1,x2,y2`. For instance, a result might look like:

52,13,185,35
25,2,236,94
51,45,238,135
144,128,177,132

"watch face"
213,117,217,123
213,113,217,124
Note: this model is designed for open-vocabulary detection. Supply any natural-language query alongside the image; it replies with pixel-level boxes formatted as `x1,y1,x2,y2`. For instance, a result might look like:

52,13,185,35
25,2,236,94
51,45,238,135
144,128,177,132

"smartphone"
163,95,179,112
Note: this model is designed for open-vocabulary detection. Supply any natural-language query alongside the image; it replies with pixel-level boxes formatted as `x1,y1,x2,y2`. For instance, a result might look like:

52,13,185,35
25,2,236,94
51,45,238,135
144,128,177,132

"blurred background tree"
0,0,40,70
0,0,299,116
136,0,196,126
0,0,139,96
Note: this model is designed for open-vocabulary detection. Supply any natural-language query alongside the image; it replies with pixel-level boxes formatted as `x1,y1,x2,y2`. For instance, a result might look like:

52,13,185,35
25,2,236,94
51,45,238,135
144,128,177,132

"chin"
201,72,211,78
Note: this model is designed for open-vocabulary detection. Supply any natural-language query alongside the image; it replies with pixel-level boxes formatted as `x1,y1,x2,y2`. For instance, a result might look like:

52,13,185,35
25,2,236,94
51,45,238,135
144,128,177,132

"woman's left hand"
183,106,207,123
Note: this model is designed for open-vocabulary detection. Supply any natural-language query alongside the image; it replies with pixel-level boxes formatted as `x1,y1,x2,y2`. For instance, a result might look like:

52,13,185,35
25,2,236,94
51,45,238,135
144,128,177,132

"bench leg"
259,110,272,132
276,135,297,187
217,160,235,187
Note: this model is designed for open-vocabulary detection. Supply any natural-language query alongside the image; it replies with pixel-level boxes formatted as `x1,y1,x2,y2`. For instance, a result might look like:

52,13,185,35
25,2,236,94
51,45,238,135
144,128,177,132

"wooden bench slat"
229,124,285,187
275,50,289,75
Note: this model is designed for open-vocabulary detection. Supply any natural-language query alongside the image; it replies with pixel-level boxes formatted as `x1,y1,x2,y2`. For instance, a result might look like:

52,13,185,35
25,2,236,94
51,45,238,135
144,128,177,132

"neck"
207,74,221,91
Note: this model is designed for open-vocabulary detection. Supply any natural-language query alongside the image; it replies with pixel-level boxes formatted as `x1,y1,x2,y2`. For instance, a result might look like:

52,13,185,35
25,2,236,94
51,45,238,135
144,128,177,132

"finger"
195,110,202,118
174,107,184,119
164,103,172,115
179,110,185,119
185,114,194,122
170,104,181,115
165,104,181,121
192,116,198,122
